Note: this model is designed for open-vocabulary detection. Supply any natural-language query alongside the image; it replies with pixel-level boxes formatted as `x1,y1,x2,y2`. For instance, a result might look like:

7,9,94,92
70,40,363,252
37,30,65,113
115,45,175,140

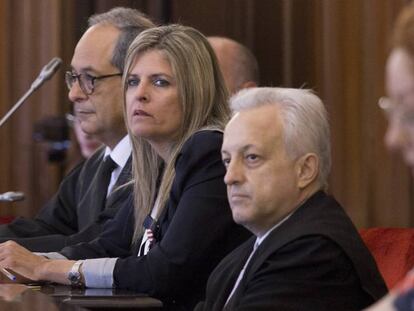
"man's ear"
295,153,319,189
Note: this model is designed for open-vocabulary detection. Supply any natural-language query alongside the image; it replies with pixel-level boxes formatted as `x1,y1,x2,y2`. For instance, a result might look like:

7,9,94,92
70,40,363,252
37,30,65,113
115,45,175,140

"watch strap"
68,260,84,287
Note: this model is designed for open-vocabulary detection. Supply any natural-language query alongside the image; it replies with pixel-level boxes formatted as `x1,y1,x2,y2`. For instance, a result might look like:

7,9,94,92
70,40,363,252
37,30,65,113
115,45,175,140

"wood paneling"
0,0,413,228
0,0,65,217
0,0,12,216
170,0,412,227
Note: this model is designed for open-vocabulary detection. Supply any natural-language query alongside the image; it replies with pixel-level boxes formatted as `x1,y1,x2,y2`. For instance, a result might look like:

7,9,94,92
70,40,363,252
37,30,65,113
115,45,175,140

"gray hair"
88,7,155,72
230,87,331,189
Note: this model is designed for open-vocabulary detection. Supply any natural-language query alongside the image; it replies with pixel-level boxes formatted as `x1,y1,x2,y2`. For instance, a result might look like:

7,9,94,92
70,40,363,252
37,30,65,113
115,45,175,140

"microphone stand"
0,57,62,201
0,87,41,128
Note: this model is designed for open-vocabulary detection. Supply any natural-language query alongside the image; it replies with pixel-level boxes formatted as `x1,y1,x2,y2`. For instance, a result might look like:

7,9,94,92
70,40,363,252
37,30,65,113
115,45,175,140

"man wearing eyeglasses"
0,8,154,252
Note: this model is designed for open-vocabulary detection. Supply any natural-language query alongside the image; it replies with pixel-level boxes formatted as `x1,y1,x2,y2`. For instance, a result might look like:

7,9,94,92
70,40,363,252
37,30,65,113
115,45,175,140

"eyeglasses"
378,96,414,129
65,71,122,95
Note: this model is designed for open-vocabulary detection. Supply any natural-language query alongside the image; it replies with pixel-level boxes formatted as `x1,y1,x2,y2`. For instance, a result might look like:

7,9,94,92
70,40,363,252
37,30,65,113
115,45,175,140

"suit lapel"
225,192,327,309
217,239,255,310
228,212,303,308
114,156,132,187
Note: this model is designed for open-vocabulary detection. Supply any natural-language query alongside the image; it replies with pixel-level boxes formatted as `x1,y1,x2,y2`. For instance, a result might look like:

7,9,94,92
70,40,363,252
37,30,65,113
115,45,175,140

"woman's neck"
148,140,174,162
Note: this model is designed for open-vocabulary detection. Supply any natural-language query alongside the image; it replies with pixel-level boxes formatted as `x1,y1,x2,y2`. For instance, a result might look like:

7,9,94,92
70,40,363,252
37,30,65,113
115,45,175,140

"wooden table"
0,284,163,310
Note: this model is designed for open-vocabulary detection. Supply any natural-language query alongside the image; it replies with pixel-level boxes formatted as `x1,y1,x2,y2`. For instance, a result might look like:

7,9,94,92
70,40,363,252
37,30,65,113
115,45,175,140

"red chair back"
360,228,414,289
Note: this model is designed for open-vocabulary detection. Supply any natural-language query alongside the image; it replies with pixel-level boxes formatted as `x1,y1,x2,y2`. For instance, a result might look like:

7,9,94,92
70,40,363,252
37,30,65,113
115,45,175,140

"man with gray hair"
196,87,386,310
208,36,259,94
0,7,154,252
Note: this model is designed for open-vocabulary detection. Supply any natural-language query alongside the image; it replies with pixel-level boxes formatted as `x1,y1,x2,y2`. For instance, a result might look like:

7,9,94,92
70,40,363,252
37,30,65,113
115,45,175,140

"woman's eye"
153,78,170,87
127,78,139,87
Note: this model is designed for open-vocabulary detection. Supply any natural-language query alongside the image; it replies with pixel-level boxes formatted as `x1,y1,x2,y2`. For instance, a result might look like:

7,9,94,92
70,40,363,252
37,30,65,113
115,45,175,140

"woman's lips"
133,109,152,117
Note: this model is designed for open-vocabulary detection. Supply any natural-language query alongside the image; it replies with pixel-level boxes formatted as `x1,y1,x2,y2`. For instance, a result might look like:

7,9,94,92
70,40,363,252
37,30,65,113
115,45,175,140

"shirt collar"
103,135,131,169
255,209,296,247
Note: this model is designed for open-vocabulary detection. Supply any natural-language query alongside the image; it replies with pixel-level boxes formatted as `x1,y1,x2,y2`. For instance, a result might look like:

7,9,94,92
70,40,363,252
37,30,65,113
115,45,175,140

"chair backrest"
360,228,414,289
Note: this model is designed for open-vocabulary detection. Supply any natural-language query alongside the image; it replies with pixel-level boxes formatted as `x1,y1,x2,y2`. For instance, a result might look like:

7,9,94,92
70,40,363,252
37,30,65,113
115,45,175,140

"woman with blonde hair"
0,24,250,310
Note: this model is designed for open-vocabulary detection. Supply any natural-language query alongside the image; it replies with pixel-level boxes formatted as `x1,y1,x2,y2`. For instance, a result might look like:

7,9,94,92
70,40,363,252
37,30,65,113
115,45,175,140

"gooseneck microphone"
0,57,62,128
0,57,62,202
31,57,62,91
0,191,25,202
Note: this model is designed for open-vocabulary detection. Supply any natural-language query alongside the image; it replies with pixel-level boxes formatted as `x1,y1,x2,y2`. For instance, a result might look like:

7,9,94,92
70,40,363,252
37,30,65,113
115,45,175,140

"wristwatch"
68,260,84,287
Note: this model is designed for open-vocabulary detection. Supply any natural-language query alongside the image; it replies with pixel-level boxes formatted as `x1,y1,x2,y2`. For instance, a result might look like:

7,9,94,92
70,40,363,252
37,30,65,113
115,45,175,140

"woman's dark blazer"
59,130,251,310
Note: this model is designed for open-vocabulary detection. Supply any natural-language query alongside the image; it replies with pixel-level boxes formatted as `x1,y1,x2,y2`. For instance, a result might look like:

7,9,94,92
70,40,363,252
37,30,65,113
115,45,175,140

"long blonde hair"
122,25,230,242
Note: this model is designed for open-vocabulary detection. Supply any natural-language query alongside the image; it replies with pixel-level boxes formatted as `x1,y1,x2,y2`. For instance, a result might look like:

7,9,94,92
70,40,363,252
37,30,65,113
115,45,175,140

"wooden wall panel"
312,0,410,227
0,0,65,217
0,0,12,216
252,1,284,87
318,1,367,225
1,0,414,228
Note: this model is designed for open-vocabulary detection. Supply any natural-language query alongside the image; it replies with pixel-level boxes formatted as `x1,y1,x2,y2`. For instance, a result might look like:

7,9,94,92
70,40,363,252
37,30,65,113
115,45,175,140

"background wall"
0,0,411,228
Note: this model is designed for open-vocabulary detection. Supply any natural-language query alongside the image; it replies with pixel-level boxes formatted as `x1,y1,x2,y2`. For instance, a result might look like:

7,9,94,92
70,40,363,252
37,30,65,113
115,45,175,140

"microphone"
31,57,62,91
0,57,62,128
0,191,25,202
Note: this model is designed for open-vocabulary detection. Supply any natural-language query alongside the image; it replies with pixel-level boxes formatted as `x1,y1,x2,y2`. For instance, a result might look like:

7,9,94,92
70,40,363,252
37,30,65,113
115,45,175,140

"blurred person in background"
365,3,414,311
208,36,259,94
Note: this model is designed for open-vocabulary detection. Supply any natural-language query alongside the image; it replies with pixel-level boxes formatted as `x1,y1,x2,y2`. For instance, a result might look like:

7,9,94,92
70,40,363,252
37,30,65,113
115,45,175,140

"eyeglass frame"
378,96,414,129
65,71,122,95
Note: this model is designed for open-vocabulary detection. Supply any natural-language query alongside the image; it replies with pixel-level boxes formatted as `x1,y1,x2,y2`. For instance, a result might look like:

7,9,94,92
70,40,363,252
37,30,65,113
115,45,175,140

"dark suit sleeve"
228,236,370,311
59,193,135,259
0,186,133,253
0,161,84,249
0,149,132,253
113,131,248,305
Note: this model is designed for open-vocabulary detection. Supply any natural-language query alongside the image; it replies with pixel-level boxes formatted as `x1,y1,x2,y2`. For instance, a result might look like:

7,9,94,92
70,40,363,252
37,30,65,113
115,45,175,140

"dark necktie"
95,156,117,208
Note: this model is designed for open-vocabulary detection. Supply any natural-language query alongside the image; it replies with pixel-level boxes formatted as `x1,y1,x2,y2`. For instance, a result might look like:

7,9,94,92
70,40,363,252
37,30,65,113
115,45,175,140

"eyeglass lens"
65,72,93,94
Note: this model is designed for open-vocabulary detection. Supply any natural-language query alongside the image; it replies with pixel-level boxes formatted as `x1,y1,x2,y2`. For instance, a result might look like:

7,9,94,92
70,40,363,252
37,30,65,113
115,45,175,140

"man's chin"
78,123,97,136
230,210,248,226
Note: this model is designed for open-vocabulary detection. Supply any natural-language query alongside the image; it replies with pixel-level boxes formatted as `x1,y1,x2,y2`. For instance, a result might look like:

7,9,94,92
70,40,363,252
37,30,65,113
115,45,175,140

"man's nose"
68,79,88,103
224,160,244,185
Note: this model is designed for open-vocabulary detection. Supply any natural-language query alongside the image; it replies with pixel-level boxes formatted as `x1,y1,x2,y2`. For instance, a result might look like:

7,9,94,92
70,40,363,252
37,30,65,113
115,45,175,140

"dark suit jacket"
59,130,251,311
195,191,388,311
0,147,132,252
